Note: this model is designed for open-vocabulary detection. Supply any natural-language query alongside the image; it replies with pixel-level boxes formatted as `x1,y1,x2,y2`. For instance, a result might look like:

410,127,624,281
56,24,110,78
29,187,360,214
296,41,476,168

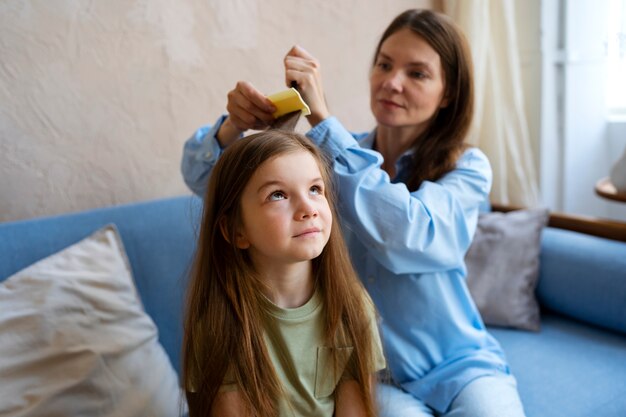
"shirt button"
204,151,212,159
368,276,375,283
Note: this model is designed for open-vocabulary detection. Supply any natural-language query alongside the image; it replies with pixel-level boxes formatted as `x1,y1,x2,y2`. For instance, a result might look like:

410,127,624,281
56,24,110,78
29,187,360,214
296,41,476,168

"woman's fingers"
283,46,330,125
283,48,321,89
285,44,316,60
226,81,275,131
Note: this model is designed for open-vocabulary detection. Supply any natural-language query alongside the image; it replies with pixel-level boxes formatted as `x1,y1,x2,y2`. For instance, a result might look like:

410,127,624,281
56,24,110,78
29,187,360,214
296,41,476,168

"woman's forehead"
380,28,439,60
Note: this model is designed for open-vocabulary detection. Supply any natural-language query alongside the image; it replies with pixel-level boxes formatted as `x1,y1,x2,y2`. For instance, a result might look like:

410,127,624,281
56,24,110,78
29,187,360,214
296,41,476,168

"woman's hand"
284,45,330,127
217,81,276,148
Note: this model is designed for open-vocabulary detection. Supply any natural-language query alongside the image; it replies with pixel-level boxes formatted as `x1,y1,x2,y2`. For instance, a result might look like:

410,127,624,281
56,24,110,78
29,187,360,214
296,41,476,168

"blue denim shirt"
181,116,510,412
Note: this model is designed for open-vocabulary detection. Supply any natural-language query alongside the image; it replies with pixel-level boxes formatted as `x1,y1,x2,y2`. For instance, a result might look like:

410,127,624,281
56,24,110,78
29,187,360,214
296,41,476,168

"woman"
181,9,526,417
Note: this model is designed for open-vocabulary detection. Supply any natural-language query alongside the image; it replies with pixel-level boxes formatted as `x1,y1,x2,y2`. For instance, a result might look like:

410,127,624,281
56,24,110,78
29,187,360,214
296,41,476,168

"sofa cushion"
465,208,549,331
490,314,626,417
538,227,626,335
0,225,186,416
0,196,200,375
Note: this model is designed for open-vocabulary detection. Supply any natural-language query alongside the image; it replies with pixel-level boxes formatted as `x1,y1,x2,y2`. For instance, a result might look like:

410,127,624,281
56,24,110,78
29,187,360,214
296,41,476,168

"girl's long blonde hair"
182,129,377,417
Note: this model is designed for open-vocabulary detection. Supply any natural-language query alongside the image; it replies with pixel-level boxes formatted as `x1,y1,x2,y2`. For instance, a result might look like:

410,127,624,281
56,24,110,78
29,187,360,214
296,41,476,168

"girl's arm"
335,377,377,417
210,390,250,417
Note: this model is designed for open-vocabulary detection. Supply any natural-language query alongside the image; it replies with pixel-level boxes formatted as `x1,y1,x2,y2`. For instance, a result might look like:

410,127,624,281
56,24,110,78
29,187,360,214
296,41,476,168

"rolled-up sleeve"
181,115,230,197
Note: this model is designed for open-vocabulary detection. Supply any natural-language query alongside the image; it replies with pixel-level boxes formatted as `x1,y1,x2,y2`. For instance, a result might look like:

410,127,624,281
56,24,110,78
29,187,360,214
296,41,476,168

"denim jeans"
377,375,526,417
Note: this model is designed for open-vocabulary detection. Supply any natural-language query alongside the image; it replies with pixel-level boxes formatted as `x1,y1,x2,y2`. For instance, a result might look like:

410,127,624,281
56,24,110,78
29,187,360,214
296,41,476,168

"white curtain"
444,0,540,207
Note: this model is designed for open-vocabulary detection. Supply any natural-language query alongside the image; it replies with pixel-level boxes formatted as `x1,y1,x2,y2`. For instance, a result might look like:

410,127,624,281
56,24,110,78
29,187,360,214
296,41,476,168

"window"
607,0,626,113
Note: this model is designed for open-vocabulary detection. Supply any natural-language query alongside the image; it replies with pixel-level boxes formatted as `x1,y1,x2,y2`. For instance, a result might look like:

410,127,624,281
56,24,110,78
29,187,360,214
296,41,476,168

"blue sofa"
1,195,625,417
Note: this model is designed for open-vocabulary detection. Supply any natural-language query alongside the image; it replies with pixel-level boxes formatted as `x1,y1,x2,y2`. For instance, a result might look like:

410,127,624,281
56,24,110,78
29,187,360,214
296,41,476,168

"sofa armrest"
538,227,626,334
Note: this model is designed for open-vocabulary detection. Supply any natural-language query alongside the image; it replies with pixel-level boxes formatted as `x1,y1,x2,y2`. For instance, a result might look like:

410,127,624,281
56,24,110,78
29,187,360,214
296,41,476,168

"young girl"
182,129,385,417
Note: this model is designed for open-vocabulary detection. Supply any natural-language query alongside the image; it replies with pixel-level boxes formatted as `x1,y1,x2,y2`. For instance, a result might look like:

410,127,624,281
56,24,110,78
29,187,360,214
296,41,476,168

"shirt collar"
359,129,414,182
360,129,376,150
360,129,415,157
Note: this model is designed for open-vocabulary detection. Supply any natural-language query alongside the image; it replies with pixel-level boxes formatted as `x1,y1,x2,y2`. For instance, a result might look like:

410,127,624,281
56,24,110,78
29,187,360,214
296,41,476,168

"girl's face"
370,27,447,135
236,150,332,271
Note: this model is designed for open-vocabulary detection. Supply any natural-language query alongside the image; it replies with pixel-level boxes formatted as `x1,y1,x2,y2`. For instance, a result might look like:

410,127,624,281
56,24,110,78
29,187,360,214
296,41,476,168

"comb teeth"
271,111,301,131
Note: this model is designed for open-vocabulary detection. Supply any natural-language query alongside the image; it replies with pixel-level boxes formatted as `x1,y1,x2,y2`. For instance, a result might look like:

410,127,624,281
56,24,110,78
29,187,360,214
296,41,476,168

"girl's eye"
310,185,323,195
409,70,427,79
268,191,286,201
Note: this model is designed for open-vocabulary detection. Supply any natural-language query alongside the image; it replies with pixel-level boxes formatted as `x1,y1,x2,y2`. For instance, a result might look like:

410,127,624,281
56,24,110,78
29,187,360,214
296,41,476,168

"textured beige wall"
0,0,433,222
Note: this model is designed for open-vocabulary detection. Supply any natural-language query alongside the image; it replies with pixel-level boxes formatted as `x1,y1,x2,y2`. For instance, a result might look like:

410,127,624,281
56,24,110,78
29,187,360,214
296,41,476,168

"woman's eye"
377,61,391,71
268,191,286,201
409,71,426,79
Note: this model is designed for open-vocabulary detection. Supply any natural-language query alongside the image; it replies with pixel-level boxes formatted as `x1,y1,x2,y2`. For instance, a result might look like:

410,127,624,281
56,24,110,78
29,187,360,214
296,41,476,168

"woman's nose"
382,71,403,92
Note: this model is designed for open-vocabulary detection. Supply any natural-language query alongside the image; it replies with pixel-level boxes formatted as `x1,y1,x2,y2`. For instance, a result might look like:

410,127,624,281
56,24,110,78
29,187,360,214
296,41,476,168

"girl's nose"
296,199,318,220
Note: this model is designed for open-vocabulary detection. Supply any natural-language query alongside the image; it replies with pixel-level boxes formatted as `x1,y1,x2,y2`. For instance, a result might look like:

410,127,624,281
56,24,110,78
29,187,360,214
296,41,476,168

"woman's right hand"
284,45,330,127
217,81,276,148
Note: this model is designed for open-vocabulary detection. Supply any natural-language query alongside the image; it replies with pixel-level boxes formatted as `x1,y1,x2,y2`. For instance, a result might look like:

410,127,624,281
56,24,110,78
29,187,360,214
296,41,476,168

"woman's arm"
307,117,492,274
281,46,488,273
181,82,276,196
284,46,482,274
181,115,229,197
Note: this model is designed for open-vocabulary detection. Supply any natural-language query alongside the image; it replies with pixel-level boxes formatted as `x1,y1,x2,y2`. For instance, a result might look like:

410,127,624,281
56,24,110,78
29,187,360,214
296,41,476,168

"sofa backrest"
0,195,202,376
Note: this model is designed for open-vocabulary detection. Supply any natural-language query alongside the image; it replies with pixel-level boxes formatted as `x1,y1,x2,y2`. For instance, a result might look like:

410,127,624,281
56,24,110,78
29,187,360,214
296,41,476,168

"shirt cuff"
193,114,229,163
306,116,358,158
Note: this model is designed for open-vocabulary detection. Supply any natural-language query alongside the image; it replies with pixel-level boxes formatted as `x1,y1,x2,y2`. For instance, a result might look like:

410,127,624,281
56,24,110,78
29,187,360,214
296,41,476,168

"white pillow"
0,225,186,417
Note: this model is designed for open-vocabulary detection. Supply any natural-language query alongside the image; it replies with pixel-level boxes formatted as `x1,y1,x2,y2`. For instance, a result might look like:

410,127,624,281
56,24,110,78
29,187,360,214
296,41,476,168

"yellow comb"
267,88,311,119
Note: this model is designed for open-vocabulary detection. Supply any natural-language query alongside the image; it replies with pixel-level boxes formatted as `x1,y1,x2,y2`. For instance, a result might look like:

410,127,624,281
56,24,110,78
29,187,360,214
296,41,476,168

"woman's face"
370,27,447,134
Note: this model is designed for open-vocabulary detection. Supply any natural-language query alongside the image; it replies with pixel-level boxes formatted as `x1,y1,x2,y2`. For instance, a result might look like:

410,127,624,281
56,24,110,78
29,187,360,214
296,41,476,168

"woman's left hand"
284,45,330,126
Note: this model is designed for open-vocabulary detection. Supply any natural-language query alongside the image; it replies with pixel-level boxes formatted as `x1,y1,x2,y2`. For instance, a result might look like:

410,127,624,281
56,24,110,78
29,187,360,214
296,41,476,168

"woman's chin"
374,114,403,128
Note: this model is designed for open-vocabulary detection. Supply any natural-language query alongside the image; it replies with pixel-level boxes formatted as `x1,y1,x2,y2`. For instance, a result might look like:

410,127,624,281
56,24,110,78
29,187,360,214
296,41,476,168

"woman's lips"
379,99,403,109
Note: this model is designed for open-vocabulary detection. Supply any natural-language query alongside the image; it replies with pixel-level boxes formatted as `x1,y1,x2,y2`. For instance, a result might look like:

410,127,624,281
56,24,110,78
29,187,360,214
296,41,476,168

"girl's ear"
219,217,250,249
234,233,251,249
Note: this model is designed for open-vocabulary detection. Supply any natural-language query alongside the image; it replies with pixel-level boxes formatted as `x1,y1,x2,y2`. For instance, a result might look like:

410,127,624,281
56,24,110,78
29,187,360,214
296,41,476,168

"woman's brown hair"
182,129,377,417
373,9,474,191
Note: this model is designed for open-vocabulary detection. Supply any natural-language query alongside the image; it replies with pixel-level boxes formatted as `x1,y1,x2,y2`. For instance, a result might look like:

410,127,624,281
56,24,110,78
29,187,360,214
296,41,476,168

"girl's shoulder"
356,286,378,320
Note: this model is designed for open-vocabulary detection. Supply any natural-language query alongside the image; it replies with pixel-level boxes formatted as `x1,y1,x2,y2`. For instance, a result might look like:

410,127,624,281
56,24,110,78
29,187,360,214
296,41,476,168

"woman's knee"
445,375,526,417
377,383,434,417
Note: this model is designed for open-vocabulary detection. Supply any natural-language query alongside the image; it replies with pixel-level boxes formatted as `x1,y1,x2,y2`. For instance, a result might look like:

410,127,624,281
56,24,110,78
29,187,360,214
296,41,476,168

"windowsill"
607,114,626,124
